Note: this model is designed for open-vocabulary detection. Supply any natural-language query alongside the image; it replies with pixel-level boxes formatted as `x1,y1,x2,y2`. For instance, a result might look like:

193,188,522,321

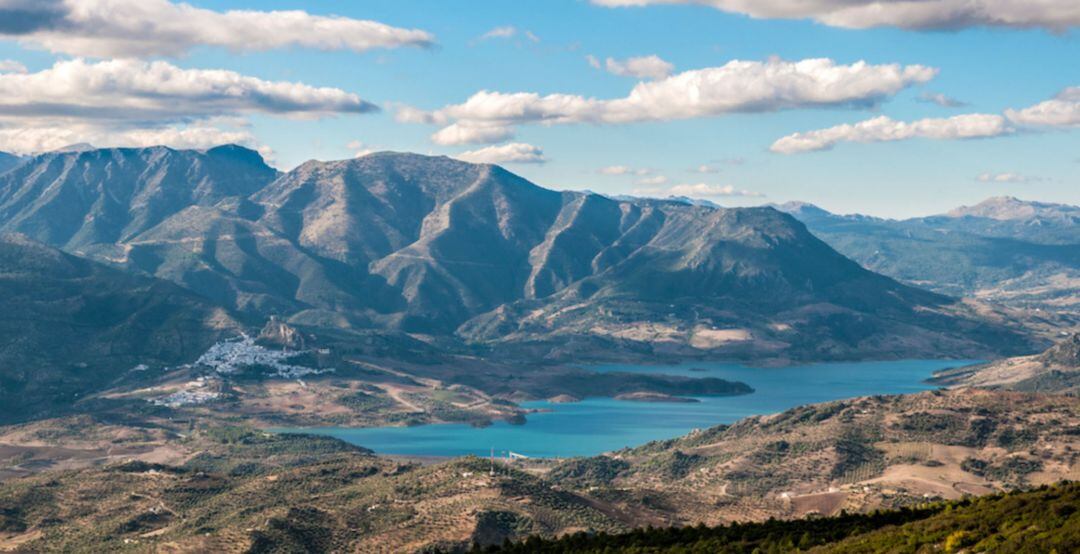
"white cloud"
456,142,546,164
634,182,763,198
0,59,27,73
431,123,515,145
0,58,373,159
347,140,379,158
604,55,674,80
480,26,517,40
690,164,720,173
402,58,935,145
771,86,1080,154
976,172,1043,183
0,58,374,125
918,91,967,107
477,26,539,44
770,114,1010,154
1005,87,1080,127
586,55,602,69
590,0,1080,31
0,0,434,58
671,183,763,198
0,122,260,156
598,165,652,176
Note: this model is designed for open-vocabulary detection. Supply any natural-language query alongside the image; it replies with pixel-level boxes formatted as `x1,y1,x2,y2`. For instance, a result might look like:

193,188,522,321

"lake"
274,359,976,458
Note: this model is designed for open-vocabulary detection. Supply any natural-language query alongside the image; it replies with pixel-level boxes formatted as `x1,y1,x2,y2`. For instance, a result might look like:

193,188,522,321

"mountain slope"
0,148,1039,360
0,152,22,175
543,388,1079,526
776,198,1080,316
933,333,1080,392
481,482,1080,553
0,145,278,251
0,234,241,422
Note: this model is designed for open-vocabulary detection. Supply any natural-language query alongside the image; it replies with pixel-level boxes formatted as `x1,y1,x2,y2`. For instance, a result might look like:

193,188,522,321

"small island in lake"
614,392,700,403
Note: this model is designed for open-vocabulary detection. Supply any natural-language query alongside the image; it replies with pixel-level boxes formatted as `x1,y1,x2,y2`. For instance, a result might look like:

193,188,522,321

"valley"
0,388,1077,552
0,1,1078,550
0,146,1077,552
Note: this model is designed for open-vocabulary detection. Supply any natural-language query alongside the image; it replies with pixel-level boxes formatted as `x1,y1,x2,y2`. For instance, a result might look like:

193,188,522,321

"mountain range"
774,197,1080,318
0,146,1044,363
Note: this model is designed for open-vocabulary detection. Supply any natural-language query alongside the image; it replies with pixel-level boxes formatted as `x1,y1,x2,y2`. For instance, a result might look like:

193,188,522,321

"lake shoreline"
270,359,980,459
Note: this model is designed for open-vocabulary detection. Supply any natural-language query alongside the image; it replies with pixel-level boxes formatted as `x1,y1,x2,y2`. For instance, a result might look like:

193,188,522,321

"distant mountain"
776,197,1080,316
947,195,1080,222
0,234,241,422
0,148,1038,361
933,333,1080,392
0,145,279,251
0,152,22,175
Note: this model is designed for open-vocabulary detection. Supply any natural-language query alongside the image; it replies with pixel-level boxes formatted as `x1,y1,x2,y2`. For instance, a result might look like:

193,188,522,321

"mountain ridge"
0,146,1041,360
774,197,1080,319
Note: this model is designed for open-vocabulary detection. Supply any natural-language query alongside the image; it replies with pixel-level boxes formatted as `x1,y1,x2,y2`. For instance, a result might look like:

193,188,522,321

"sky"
0,0,1077,218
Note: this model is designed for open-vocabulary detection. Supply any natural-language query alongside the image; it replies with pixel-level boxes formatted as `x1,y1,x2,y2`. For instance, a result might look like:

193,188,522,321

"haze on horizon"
0,0,1076,218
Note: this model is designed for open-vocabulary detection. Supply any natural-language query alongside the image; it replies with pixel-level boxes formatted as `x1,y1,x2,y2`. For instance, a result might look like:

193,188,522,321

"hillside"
0,152,21,175
0,389,1077,552
933,333,1080,393
776,197,1080,319
0,147,1040,361
0,425,637,553
477,481,1080,553
0,234,241,422
544,388,1080,525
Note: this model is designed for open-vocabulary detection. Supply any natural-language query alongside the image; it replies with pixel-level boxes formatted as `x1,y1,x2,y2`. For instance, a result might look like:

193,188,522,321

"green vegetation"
473,482,1080,553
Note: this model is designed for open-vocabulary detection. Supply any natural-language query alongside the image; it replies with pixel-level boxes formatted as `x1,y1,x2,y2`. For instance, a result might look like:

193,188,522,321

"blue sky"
0,0,1076,217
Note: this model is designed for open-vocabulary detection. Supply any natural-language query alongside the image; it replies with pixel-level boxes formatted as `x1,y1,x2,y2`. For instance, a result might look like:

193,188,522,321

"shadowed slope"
0,234,241,422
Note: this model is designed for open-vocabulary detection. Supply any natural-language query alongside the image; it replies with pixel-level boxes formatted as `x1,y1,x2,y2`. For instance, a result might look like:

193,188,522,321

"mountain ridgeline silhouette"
0,146,1038,360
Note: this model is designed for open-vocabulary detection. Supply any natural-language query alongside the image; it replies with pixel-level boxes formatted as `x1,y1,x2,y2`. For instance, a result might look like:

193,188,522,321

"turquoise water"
275,359,976,458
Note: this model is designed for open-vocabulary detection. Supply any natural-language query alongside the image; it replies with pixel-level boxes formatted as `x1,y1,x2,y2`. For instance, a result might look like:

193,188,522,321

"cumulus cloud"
603,55,674,80
771,85,1080,154
0,0,434,58
634,182,764,198
0,58,373,158
0,58,375,124
430,123,515,146
590,0,1080,31
976,172,1043,183
0,59,26,73
0,122,260,156
690,164,720,173
918,91,967,107
456,142,546,164
770,114,1010,153
401,58,936,145
1005,87,1080,127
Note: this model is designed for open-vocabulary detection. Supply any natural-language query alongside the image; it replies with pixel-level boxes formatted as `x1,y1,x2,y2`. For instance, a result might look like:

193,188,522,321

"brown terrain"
1,388,1077,552
933,332,1080,393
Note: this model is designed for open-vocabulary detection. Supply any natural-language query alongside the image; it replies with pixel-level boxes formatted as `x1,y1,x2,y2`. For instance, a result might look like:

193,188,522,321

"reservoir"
273,359,975,458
